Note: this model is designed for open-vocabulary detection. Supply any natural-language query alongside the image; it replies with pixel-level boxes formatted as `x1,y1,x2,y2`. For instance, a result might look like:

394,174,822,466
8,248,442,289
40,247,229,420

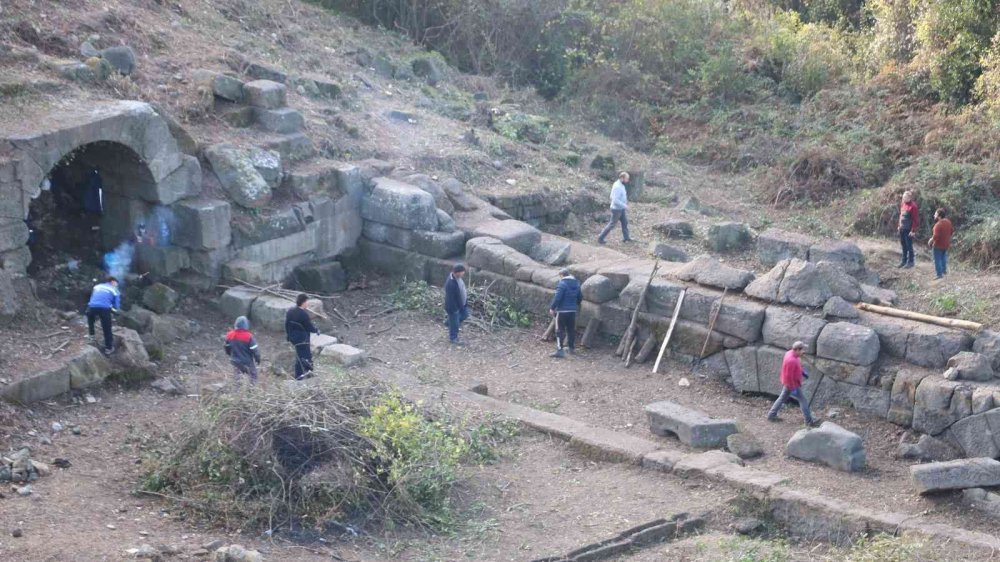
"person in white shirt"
597,171,633,244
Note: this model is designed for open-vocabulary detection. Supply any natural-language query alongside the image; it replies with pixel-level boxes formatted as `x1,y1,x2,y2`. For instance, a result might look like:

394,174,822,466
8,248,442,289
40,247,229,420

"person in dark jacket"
898,190,919,268
224,316,261,386
443,263,469,345
285,293,320,380
86,276,121,355
549,268,582,358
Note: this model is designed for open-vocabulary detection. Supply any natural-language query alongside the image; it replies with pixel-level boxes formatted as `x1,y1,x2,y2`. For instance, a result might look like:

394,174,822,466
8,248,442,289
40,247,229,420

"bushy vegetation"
141,374,517,533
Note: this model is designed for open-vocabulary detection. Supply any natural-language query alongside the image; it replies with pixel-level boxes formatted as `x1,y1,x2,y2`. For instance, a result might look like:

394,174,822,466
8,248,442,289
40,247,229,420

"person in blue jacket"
86,276,121,354
443,263,469,345
549,268,582,358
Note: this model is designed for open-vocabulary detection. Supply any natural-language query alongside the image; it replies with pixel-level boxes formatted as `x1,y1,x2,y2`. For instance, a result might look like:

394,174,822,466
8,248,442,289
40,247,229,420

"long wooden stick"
634,333,658,364
541,318,556,341
652,288,686,374
618,260,660,358
698,288,727,360
855,302,983,332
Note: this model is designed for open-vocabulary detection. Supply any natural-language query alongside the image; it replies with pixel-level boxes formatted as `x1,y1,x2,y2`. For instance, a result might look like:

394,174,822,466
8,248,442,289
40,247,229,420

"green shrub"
696,47,754,103
865,0,920,68
754,11,853,100
913,0,1000,104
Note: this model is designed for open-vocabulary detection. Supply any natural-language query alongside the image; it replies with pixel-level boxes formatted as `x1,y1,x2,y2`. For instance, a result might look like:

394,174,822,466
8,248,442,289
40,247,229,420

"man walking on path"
224,316,261,386
898,190,919,268
549,268,582,358
928,207,953,280
444,263,469,345
86,276,120,355
767,341,819,427
597,171,633,244
285,293,320,380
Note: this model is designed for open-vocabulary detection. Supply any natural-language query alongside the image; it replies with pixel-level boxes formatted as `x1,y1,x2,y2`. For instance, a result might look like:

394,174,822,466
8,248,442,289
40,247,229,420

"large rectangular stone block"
469,220,541,254
911,458,1000,495
763,307,827,352
361,177,438,231
358,239,426,281
145,155,202,205
758,228,813,266
645,400,738,448
172,198,232,250
234,225,318,265
136,244,190,278
411,230,465,259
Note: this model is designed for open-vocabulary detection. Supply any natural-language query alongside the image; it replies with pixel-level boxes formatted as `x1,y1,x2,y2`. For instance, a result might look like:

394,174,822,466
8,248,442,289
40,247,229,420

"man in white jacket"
597,171,633,244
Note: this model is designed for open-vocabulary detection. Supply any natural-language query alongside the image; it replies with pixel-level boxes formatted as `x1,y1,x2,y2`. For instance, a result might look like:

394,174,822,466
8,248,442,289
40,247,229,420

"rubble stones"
361,178,438,231
898,433,961,463
785,422,866,472
645,401,738,448
142,283,179,315
205,144,272,209
649,243,689,263
817,322,879,366
757,228,812,266
946,352,996,382
910,458,1000,494
707,222,752,252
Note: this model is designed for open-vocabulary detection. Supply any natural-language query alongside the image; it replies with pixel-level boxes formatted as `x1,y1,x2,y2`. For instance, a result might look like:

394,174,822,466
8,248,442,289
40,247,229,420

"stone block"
727,433,765,459
814,261,863,303
974,331,1000,372
441,177,480,211
649,242,688,263
149,155,202,205
205,144,271,209
361,178,438,231
727,347,760,393
529,239,571,266
189,247,233,281
811,377,889,418
290,261,347,293
707,222,752,252
679,288,765,342
817,322,879,366
777,259,832,308
653,220,693,239
411,230,466,259
814,358,872,386
403,173,454,213
907,328,975,369
310,333,339,355
263,133,315,163
673,450,744,478
234,226,318,265
0,220,29,254
744,259,789,303
67,347,113,390
581,274,620,304
898,434,961,463
120,306,155,333
912,377,972,436
756,345,796,396
213,73,245,102
1,367,70,403
247,147,282,189
250,294,294,332
946,352,995,382
218,287,258,320
645,400,738,448
318,344,366,367
785,422,866,472
135,244,190,278
757,228,814,266
244,80,286,109
675,255,754,290
172,198,232,250
142,283,179,314
763,307,827,351
823,296,859,320
255,108,304,134
910,458,1000,495
809,240,865,273
358,239,427,281
470,220,542,254
947,411,1000,458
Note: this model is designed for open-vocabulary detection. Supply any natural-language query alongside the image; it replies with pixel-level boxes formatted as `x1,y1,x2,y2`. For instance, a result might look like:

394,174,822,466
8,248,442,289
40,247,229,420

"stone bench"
644,401,738,448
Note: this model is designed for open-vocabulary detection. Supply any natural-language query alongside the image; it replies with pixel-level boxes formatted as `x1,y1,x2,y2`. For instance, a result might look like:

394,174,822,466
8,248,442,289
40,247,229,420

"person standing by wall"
928,207,954,280
224,316,261,386
597,172,633,245
444,263,469,346
898,190,919,268
766,341,819,427
549,268,582,359
285,293,320,380
86,276,120,355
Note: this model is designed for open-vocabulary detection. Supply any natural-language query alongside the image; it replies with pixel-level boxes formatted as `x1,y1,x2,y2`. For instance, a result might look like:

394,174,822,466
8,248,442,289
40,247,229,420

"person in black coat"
549,268,582,358
443,263,469,345
285,293,320,379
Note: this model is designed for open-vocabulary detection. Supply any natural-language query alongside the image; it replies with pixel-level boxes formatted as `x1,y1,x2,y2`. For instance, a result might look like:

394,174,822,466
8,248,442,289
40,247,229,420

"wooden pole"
855,302,983,332
652,288,686,374
697,288,727,360
634,333,658,364
618,260,660,359
541,317,556,341
581,317,602,348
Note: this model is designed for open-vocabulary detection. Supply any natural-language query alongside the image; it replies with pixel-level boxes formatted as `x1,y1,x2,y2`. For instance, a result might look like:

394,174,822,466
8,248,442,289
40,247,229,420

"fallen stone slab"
249,294,294,332
470,220,542,254
786,422,866,472
318,344,366,367
645,401,738,448
910,458,1000,495
218,287,258,320
674,255,754,290
310,333,339,355
707,222,752,252
361,177,439,231
673,450,744,478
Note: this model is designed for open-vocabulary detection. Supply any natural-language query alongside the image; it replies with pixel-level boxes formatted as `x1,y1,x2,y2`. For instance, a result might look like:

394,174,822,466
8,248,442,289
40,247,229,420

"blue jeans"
447,306,469,341
598,209,630,242
767,386,814,423
933,248,948,278
899,229,914,265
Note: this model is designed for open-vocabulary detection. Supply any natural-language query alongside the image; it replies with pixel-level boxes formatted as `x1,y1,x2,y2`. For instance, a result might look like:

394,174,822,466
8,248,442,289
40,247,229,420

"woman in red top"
897,191,919,268
928,207,954,279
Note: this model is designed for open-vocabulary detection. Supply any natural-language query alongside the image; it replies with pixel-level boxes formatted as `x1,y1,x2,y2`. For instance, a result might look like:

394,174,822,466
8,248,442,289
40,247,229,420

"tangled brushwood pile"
390,279,533,329
142,373,508,535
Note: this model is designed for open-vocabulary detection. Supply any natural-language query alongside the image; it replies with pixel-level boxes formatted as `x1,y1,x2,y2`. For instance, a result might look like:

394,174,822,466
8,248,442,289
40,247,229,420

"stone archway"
0,101,202,275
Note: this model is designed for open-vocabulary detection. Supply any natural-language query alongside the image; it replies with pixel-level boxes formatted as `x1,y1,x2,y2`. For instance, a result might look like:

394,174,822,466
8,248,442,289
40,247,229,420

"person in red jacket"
928,207,954,279
897,190,919,268
766,341,819,427
224,316,261,386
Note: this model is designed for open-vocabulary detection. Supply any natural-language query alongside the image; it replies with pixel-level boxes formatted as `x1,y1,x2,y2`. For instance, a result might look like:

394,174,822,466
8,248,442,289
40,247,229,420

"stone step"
644,400,738,449
256,107,304,134
282,158,344,199
262,133,315,162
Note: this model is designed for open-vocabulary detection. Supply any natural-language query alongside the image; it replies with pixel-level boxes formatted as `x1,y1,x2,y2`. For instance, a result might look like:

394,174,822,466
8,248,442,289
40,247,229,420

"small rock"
38,436,52,446
649,242,689,263
51,422,64,432
11,528,23,538
192,550,210,557
107,524,117,530
733,518,763,535
16,485,31,496
203,540,225,551
52,458,72,468
129,544,161,560
71,426,82,435
678,377,691,387
100,45,137,75
726,433,764,460
30,461,50,477
822,296,859,319
84,393,97,404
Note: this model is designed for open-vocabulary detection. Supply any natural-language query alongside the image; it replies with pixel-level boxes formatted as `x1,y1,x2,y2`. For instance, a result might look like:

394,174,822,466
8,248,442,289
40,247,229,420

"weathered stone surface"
763,307,827,351
247,148,282,189
907,327,975,369
974,331,1000,372
860,283,897,306
707,222,752,252
756,345,798,396
212,73,245,101
675,255,754,290
135,244,191,278
810,376,889,418
817,322,879,366
677,288,765,342
898,433,961,463
744,259,789,302
404,174,454,214
947,352,995,382
142,283,178,314
727,433,764,459
205,144,272,209
778,259,832,308
151,376,185,396
947,410,1000,458
218,287,257,320
436,209,457,233
290,261,347,293
912,378,972,436
466,237,534,277
727,347,760,393
359,239,428,281
809,240,865,273
263,133,315,162
786,422,866,472
887,368,930,424
814,261,863,303
318,344,366,367
580,274,618,304
654,220,694,239
757,228,813,266
100,45,136,75
119,306,155,334
411,230,466,258
910,458,1000,494
470,220,541,254
244,80,286,109
823,296,859,319
645,401,738,448
110,327,153,373
255,107,304,134
814,358,872,386
649,242,689,263
441,178,480,211
172,199,232,250
960,488,1000,518
529,240,570,266
0,269,18,317
701,351,731,380
673,450,744,478
361,178,438,231
250,295,294,332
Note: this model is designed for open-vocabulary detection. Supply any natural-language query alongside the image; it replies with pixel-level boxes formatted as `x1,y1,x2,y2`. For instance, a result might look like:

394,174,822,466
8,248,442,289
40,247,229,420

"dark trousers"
598,209,630,242
899,230,914,265
233,362,259,385
555,311,577,350
447,306,469,342
86,307,113,351
933,248,948,277
293,343,313,379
